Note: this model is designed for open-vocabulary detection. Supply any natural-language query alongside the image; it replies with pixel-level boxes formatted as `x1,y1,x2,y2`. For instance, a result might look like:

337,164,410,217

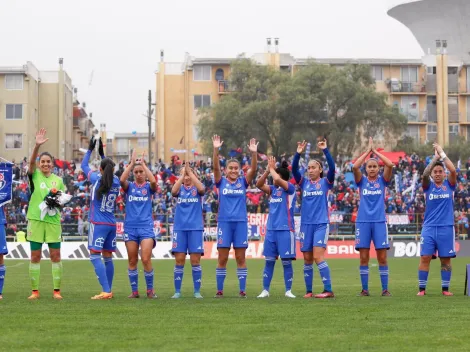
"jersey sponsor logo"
269,198,283,203
362,189,382,196
177,197,199,204
428,193,450,200
303,190,324,197
128,195,149,202
222,188,244,195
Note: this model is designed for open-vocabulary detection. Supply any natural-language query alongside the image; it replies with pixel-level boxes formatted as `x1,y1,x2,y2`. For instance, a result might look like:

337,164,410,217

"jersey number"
100,194,117,213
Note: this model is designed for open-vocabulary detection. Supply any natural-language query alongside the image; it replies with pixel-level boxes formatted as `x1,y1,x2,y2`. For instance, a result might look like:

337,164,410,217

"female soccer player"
0,206,7,300
417,143,457,296
170,162,205,299
120,151,158,299
256,156,297,298
353,137,393,296
293,139,336,299
26,128,66,300
82,137,120,300
213,135,258,298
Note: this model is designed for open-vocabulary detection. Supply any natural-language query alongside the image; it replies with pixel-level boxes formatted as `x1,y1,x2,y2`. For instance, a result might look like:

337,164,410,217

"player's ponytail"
97,158,115,198
276,160,290,182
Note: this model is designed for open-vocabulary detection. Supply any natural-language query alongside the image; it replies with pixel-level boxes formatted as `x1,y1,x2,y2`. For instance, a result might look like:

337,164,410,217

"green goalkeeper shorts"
27,219,62,244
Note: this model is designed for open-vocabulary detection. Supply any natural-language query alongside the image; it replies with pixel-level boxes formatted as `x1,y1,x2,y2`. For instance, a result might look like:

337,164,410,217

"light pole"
147,90,156,166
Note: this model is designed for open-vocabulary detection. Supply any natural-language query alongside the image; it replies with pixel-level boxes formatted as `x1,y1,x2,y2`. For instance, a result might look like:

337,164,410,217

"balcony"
73,117,80,129
390,80,426,94
218,80,231,94
402,109,428,123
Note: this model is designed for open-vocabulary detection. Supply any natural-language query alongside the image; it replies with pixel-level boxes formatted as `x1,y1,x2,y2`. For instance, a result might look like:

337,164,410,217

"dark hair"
309,159,324,178
432,161,445,171
39,152,54,162
97,158,115,199
227,158,240,167
276,161,290,182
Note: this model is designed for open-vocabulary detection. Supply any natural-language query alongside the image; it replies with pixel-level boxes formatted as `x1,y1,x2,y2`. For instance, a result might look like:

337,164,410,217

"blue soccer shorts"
0,225,7,255
217,221,248,249
420,226,456,258
124,227,156,248
88,223,116,252
263,230,296,259
300,223,329,251
172,230,204,255
355,222,389,250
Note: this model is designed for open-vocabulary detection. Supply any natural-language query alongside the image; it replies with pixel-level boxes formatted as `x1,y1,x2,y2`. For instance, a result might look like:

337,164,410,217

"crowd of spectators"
3,151,470,237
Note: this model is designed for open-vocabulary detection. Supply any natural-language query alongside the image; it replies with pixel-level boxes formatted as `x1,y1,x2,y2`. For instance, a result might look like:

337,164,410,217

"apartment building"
109,132,155,163
72,99,95,162
0,61,74,162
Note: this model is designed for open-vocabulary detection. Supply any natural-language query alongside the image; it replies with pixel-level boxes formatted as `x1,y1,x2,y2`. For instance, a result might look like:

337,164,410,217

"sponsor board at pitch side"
388,240,470,258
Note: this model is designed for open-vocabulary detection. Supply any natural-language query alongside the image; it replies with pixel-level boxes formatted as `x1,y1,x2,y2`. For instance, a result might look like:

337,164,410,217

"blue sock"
192,265,202,293
418,270,428,290
128,268,138,292
379,265,389,291
263,258,276,291
216,268,226,292
441,269,452,291
304,264,313,293
144,270,154,291
174,265,184,293
317,261,332,292
360,265,369,291
90,254,110,292
103,257,114,290
282,260,293,291
0,265,5,294
237,268,248,292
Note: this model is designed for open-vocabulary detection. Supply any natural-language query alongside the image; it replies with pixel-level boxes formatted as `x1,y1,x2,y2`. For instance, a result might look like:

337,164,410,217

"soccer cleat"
171,292,182,299
314,291,335,299
28,291,40,300
257,290,270,298
91,292,113,300
417,290,426,296
381,290,392,297
53,291,63,300
303,292,313,298
214,291,224,298
442,291,454,296
239,291,247,298
194,292,203,299
285,290,296,298
358,290,370,297
146,290,158,299
128,291,140,299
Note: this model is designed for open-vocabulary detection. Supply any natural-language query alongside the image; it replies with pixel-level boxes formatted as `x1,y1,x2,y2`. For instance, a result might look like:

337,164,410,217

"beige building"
72,99,95,162
155,43,470,162
0,61,74,162
108,132,156,163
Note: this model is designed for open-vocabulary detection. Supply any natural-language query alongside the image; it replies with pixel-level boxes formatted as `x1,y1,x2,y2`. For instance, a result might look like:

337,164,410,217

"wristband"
439,152,447,160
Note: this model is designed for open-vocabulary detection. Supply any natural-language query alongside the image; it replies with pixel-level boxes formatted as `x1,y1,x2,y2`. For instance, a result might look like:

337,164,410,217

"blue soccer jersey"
215,177,248,222
267,184,296,231
0,206,5,225
124,182,155,229
174,185,203,231
356,175,389,223
299,177,333,224
423,180,455,227
88,172,121,225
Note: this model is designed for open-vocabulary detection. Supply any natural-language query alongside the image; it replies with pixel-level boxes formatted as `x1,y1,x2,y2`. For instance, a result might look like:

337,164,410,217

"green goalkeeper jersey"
26,169,65,224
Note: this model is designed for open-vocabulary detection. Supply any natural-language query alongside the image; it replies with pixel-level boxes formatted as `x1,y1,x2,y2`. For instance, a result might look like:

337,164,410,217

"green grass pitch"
1,258,470,352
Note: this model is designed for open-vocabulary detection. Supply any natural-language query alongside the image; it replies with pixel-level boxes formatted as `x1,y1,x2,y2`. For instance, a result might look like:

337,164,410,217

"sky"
0,0,424,136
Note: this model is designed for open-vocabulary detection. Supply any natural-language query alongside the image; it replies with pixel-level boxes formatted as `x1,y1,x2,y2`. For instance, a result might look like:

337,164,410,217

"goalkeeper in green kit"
26,129,71,300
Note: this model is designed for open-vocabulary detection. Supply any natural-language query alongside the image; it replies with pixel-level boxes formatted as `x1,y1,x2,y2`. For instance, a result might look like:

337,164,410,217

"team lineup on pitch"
0,131,459,301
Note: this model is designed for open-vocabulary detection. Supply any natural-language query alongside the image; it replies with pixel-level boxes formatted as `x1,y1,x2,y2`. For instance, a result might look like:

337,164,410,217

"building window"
6,104,23,120
116,139,128,153
371,66,383,81
448,97,459,122
193,65,211,81
194,95,211,109
5,75,24,90
137,138,148,148
401,96,419,121
426,124,437,142
401,67,418,82
5,134,23,149
215,68,224,81
449,124,459,143
405,126,420,141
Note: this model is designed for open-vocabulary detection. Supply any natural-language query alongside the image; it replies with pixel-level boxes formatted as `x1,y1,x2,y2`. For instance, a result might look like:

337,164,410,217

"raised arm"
171,167,185,197
212,135,223,184
318,139,335,184
81,137,97,178
256,168,271,195
268,156,289,191
434,143,457,186
352,137,372,184
245,138,259,184
422,151,439,191
120,150,136,192
292,140,307,184
141,151,157,192
98,137,106,159
29,128,49,175
372,146,394,182
187,163,205,195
